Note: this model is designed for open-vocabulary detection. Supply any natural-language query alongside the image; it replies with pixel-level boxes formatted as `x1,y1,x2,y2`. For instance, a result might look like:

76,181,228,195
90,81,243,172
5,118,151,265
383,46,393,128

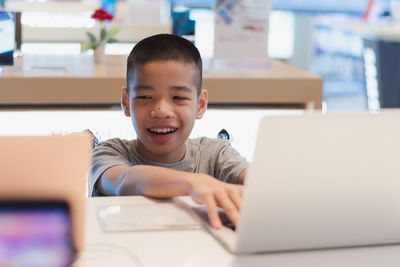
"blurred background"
3,0,399,110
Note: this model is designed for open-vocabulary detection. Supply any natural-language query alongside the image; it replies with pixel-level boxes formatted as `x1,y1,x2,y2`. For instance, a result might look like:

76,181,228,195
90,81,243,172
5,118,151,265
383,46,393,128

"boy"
91,34,248,229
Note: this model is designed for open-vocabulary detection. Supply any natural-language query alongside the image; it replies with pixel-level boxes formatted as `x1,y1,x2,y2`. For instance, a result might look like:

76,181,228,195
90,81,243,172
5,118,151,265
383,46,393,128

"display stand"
213,0,271,67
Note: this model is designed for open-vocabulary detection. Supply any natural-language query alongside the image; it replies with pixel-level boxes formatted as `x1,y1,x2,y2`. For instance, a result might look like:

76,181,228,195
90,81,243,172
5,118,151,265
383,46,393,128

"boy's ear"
121,87,131,117
196,89,208,119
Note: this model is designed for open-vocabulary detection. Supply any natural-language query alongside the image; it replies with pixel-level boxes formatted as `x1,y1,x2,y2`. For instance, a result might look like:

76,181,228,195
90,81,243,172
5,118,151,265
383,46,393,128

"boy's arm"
98,165,242,229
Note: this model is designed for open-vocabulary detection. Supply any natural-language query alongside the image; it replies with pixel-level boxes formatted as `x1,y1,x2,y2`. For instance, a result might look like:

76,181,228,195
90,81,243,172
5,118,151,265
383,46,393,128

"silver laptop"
195,111,400,254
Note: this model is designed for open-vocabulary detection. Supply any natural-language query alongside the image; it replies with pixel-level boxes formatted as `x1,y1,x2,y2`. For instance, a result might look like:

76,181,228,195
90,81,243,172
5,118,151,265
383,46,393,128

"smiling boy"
91,34,248,229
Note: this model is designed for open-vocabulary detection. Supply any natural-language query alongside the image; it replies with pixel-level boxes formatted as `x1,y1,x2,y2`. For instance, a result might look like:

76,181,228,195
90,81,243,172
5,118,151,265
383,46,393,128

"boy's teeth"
150,128,175,133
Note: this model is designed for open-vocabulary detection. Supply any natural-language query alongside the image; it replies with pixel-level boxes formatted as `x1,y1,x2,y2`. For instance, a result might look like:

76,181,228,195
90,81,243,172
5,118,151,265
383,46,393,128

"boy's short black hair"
126,34,202,95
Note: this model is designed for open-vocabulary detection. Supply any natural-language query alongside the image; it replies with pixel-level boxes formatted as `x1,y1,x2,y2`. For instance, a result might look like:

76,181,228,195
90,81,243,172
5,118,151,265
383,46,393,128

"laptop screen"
0,11,15,66
0,201,74,266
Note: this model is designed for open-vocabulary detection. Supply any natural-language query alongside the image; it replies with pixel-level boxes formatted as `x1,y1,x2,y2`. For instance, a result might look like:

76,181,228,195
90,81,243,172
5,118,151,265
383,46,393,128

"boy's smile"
147,127,178,144
122,60,207,164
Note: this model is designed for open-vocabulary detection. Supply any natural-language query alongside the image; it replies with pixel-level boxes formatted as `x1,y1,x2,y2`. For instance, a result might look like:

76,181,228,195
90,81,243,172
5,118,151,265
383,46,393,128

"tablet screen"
0,202,73,266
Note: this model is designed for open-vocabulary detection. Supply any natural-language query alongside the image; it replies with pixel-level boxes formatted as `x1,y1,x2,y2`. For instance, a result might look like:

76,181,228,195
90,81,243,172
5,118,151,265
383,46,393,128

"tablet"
0,201,73,266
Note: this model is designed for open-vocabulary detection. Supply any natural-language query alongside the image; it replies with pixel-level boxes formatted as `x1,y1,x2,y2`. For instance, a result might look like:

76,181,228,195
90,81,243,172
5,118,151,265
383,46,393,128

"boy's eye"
135,95,151,100
173,96,188,101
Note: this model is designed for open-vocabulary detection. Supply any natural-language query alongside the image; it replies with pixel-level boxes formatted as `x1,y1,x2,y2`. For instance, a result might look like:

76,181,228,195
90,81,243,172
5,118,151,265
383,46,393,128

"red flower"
91,9,113,22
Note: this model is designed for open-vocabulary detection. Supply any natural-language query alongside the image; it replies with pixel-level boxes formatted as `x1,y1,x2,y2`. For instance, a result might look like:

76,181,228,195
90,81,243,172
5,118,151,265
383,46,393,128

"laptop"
0,134,91,254
195,111,400,254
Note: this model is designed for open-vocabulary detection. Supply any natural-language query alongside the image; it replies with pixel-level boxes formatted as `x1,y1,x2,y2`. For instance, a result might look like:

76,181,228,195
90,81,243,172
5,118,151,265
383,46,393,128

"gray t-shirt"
91,137,249,196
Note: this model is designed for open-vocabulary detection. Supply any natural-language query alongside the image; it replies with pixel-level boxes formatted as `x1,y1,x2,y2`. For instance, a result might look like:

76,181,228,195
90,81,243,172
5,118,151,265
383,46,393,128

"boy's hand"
187,174,243,229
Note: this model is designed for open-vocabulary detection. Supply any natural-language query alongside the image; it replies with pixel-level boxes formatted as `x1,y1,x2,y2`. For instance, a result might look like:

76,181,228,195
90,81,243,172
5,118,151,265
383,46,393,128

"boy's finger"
204,194,222,229
236,185,244,197
228,188,242,210
215,193,239,226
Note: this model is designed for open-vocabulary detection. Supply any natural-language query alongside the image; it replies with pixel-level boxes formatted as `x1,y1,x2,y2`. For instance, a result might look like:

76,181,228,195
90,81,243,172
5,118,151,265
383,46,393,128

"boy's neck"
133,140,186,164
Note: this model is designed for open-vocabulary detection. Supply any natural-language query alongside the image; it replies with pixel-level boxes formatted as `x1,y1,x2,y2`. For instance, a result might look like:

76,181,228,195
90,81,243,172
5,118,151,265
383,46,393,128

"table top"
0,55,322,108
73,196,400,267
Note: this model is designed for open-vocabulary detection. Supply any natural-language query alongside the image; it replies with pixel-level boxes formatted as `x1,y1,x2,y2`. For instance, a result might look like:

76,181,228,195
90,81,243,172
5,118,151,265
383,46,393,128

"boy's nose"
150,100,174,119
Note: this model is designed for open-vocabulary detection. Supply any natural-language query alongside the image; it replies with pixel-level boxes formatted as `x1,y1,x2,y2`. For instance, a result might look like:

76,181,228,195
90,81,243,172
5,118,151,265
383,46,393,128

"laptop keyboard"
219,211,236,231
191,206,236,231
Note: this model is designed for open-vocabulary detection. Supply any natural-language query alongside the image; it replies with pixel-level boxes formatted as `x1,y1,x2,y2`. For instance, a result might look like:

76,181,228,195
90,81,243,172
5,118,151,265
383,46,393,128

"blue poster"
101,0,117,15
0,12,15,66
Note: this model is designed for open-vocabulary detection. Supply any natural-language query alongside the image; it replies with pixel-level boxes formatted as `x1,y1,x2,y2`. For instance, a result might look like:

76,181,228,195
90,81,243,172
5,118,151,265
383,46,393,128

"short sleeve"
214,141,249,184
91,139,133,196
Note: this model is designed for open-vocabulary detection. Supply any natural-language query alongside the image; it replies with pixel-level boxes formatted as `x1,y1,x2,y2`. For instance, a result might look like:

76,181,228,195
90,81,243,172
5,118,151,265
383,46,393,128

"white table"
73,196,400,267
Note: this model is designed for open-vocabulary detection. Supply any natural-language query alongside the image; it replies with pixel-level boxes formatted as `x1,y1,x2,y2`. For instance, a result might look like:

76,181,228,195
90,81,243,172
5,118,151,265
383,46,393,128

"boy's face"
122,60,207,163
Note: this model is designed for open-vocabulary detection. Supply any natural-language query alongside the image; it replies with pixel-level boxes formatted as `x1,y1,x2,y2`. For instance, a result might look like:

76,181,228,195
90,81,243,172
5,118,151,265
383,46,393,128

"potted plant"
81,9,120,64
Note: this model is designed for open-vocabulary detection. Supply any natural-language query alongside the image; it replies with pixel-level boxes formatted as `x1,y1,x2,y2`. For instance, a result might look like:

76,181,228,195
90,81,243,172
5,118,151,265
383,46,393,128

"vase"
93,45,106,64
